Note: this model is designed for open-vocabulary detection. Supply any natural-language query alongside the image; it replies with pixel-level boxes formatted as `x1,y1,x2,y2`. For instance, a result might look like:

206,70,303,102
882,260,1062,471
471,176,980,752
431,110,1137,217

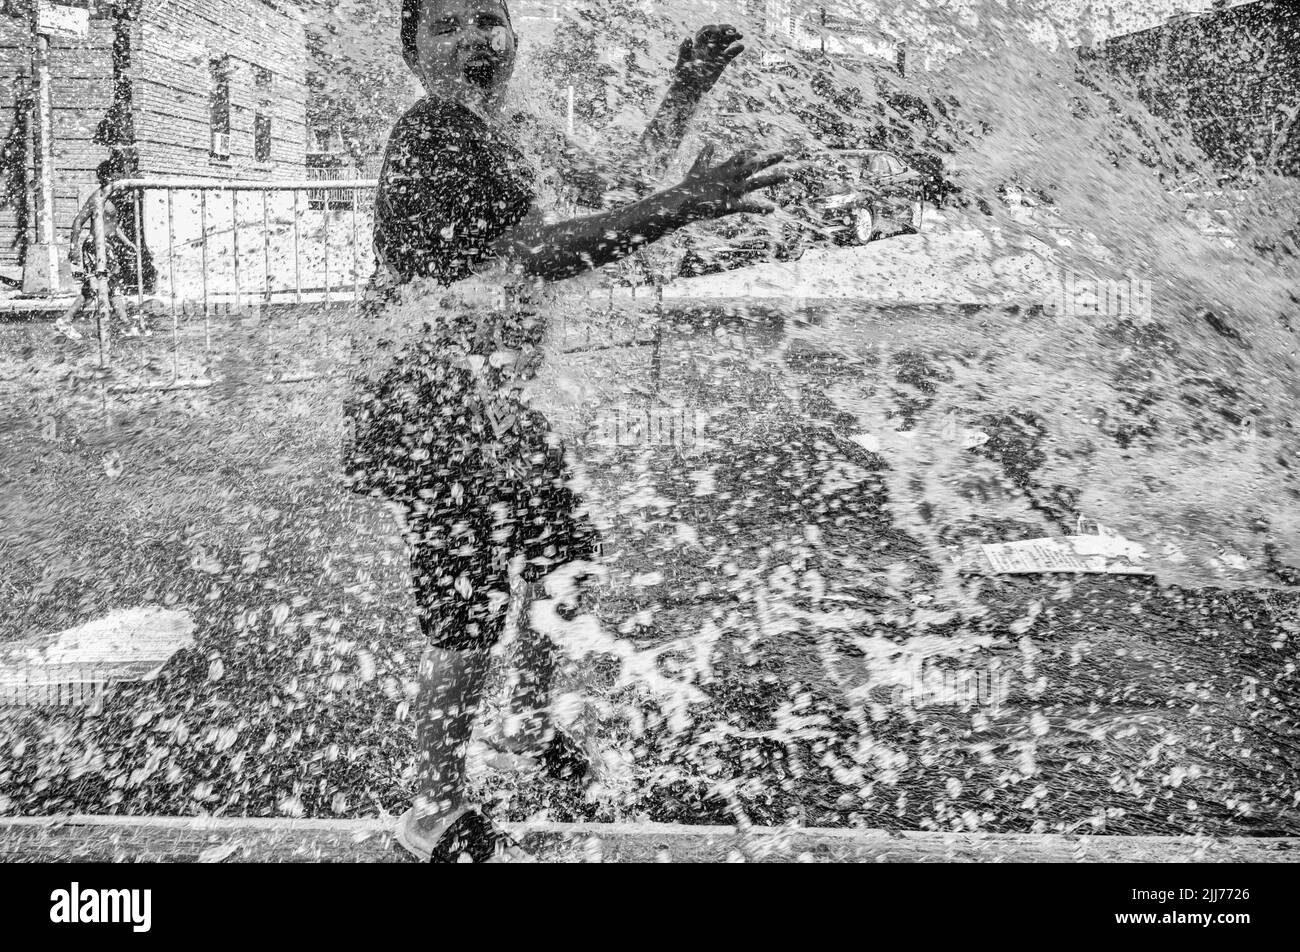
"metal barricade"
307,166,365,210
0,662,152,709
90,177,378,374
85,178,675,391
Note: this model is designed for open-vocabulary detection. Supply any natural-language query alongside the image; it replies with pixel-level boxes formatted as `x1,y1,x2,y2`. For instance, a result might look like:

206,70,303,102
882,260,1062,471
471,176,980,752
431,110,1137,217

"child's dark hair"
401,0,512,66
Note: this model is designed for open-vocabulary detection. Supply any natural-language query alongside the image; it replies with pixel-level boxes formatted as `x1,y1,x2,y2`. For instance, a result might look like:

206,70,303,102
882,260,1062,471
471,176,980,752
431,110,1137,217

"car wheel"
853,207,875,244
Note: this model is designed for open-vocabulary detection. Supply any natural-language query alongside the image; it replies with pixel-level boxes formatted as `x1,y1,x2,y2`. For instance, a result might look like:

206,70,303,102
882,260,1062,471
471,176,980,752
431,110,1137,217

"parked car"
675,148,927,277
796,148,925,247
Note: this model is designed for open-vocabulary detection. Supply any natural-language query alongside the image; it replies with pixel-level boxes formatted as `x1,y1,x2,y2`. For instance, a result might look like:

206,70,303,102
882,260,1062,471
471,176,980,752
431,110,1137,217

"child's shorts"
344,328,599,652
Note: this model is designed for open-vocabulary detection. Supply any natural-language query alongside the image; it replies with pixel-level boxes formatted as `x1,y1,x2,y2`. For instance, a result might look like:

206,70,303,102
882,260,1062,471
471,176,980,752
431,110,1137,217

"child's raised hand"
672,24,745,94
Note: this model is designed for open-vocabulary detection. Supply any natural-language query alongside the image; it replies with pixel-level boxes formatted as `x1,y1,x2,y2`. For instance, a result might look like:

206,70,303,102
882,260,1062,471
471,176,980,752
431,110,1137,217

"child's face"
411,0,517,101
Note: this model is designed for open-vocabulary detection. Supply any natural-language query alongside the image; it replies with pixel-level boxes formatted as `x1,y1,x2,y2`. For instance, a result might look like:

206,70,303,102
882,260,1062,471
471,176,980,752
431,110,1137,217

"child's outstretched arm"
491,145,788,283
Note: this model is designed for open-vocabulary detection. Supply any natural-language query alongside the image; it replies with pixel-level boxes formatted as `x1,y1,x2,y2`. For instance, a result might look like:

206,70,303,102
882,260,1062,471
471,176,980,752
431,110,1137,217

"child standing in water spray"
347,0,791,861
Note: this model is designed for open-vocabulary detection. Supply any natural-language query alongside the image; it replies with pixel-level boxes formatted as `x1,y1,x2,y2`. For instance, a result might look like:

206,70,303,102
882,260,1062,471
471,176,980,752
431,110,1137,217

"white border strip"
2,814,1297,851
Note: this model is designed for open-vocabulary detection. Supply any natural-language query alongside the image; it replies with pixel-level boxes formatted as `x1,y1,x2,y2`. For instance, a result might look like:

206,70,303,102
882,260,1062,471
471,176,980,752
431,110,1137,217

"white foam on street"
663,218,1063,307
0,608,195,706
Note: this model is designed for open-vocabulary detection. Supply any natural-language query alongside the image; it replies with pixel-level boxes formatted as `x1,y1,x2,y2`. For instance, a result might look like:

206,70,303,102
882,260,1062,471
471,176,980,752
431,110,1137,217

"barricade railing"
91,177,378,365
306,166,367,210
86,178,675,390
0,662,157,709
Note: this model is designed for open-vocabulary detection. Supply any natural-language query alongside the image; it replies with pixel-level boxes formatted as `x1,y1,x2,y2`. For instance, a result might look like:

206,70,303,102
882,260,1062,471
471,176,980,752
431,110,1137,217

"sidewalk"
665,209,1066,307
0,292,76,317
1,815,1295,863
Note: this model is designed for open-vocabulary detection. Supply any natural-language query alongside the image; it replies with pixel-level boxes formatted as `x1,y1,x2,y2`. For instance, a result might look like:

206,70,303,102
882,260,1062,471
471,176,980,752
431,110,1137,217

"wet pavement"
3,816,1294,863
1,298,1297,837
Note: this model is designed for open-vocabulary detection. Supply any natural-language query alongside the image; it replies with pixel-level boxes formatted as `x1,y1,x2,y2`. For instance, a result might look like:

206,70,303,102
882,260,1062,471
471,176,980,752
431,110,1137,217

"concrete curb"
2,815,1296,863
0,297,75,317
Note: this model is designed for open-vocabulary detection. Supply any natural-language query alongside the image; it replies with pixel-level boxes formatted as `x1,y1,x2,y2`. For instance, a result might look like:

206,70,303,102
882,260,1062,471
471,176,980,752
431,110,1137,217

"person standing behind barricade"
59,160,151,340
345,0,794,862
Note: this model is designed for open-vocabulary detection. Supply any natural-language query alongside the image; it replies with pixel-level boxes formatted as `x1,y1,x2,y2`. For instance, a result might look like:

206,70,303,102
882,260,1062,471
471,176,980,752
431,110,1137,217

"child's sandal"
428,808,533,863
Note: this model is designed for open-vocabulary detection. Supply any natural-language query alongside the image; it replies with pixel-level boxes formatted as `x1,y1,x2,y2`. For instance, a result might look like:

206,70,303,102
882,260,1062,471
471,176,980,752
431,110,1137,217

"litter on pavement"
963,520,1153,576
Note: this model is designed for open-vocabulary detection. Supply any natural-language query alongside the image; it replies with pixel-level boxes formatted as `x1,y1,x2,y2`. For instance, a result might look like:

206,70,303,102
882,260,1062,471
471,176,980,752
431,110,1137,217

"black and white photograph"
0,0,1296,898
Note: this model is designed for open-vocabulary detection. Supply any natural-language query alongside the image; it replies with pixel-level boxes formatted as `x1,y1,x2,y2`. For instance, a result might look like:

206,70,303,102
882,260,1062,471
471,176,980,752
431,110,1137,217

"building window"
255,112,272,162
309,127,335,155
209,56,231,159
253,65,273,88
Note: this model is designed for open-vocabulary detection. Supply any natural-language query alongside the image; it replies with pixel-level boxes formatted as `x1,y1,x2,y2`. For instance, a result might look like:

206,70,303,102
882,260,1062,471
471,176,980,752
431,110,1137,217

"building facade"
746,1,902,70
1085,0,1300,178
0,0,308,273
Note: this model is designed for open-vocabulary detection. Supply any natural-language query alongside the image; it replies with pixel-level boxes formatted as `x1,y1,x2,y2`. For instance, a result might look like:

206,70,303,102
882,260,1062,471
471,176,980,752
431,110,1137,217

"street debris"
197,841,244,864
974,522,1153,576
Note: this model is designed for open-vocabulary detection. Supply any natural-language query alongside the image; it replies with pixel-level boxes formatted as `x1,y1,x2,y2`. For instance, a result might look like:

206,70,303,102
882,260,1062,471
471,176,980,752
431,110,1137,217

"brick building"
0,0,308,274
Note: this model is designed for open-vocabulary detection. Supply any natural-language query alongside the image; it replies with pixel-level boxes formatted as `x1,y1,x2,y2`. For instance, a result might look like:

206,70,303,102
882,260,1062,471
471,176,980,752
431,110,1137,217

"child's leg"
501,408,603,757
410,642,492,838
501,577,556,753
109,288,130,326
60,292,88,324
403,534,531,857
55,293,88,339
499,563,603,782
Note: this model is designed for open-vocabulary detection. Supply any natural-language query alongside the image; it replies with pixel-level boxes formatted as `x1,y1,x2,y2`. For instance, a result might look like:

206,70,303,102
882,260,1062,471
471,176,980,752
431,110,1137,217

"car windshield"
862,153,905,178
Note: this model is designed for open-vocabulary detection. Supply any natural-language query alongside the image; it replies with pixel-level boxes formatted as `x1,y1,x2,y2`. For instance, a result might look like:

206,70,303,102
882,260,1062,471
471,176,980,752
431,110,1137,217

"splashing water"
2,0,1299,841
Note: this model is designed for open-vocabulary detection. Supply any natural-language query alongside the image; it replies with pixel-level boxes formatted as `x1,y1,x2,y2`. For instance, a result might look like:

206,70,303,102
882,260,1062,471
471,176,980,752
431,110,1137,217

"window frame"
209,54,232,161
254,111,273,164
